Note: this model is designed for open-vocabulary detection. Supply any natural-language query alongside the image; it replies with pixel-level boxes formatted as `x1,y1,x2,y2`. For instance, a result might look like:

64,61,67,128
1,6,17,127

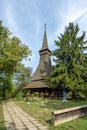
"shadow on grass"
46,119,52,125
0,121,6,130
46,116,87,130
0,127,6,130
79,116,87,120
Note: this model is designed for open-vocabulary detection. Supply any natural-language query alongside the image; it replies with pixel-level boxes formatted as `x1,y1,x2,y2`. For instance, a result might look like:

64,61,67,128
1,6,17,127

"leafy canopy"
0,20,32,99
14,64,32,89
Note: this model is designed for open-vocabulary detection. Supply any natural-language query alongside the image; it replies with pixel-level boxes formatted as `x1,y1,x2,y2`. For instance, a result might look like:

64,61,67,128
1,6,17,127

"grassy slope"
15,99,87,130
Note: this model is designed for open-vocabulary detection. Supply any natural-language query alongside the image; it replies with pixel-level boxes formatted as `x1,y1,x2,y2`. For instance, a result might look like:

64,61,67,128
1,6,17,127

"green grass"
15,99,87,130
0,102,6,130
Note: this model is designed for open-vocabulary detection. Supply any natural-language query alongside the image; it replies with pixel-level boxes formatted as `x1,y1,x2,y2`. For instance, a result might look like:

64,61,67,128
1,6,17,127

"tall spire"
41,24,48,50
31,25,52,82
24,25,52,89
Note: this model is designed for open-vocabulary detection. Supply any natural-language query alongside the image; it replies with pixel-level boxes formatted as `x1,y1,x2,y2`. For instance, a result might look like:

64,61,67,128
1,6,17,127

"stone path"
2,101,48,130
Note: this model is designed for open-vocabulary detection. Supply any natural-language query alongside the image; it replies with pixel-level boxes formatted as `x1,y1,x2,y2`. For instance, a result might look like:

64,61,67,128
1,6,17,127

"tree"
14,64,32,89
0,20,31,99
47,22,87,98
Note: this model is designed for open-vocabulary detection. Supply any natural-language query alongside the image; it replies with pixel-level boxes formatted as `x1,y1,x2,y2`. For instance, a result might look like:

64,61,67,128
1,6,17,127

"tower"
32,25,51,82
24,25,52,90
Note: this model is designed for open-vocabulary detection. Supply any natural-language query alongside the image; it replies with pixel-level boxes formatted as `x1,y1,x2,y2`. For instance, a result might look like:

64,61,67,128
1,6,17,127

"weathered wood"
52,105,87,126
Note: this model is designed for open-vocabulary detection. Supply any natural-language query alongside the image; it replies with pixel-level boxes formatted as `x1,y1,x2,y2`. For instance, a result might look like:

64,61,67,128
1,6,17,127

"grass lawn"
0,102,6,130
15,99,87,130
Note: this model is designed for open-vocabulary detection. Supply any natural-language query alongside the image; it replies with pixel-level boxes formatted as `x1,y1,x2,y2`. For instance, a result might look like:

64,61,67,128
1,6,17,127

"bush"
78,91,86,99
16,91,23,101
34,92,39,97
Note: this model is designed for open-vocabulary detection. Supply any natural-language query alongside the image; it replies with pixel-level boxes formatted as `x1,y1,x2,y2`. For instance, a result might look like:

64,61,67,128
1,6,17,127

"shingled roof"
23,25,52,89
23,80,49,89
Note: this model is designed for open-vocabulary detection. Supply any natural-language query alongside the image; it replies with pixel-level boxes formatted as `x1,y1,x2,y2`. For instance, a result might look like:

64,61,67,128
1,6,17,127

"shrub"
16,91,23,101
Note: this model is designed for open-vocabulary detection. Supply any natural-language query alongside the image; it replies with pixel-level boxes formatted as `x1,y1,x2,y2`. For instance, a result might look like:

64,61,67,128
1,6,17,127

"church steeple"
31,25,52,82
41,24,48,49
39,24,51,55
23,26,52,90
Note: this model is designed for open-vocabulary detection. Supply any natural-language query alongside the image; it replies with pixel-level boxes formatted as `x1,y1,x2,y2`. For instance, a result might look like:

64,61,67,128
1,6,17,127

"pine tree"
48,23,87,98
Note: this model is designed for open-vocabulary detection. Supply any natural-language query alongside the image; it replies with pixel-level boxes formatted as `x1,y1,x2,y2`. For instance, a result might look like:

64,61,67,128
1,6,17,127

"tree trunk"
72,91,77,102
2,89,6,100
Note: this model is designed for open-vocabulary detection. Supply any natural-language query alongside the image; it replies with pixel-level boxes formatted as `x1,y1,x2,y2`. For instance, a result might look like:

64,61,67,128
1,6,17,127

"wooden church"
23,26,62,98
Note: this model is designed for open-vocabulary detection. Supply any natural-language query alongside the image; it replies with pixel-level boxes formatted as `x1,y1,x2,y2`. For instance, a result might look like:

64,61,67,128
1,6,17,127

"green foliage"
34,92,39,97
0,20,32,99
14,64,32,89
78,91,86,99
47,22,87,97
16,91,23,101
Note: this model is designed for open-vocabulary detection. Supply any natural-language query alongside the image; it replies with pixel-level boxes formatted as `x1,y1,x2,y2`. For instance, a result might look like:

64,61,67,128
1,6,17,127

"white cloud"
48,0,87,51
3,1,28,44
1,0,87,72
4,2,18,33
66,10,86,23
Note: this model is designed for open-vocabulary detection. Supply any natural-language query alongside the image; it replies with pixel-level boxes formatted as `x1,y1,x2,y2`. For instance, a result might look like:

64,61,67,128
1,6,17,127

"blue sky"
0,0,87,73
